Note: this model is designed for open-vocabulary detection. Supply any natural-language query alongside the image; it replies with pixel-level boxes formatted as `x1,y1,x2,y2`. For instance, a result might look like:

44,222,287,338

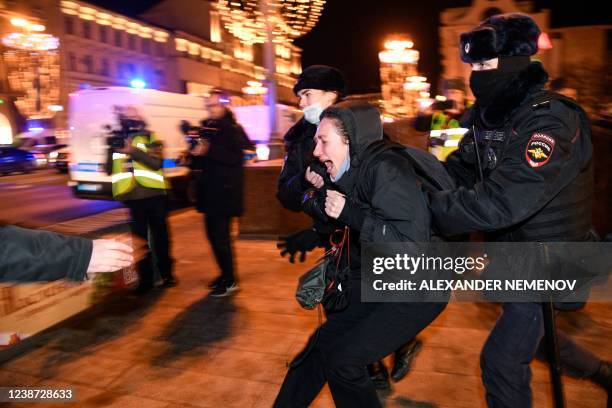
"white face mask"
330,154,350,182
303,102,324,125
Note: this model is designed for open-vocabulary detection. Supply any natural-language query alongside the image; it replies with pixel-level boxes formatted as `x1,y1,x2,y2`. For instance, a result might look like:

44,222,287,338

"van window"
42,136,57,145
15,138,35,148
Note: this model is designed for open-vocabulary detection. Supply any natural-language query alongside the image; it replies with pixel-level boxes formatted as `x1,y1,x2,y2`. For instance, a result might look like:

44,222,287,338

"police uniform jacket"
430,62,593,242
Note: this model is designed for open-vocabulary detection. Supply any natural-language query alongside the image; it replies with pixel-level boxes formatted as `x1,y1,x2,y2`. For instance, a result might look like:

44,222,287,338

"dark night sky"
95,0,610,94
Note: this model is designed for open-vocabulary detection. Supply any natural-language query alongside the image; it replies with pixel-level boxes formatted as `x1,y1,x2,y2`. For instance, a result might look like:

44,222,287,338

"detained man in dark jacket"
276,65,346,263
277,65,346,213
0,224,133,282
428,13,611,407
274,101,447,408
191,90,253,297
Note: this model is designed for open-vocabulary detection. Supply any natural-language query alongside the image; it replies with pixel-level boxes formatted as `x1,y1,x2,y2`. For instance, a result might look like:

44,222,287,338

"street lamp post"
261,0,278,144
217,0,325,157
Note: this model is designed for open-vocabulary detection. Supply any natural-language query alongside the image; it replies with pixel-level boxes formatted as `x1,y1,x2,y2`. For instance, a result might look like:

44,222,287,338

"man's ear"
326,91,339,105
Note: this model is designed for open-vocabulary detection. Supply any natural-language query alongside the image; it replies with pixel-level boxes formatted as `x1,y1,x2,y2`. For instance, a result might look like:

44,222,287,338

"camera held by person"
105,106,150,151
179,120,219,151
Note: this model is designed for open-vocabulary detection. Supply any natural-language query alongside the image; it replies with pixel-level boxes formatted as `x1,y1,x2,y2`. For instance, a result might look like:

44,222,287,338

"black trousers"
481,302,601,408
126,195,173,288
274,284,447,408
204,213,236,285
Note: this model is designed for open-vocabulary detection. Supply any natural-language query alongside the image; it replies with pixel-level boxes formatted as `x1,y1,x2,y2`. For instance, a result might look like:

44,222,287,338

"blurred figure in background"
414,80,468,162
190,90,253,297
109,106,175,294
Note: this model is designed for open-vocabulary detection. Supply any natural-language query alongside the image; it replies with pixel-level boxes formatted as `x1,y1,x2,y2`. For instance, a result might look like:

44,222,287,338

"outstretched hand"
87,239,134,274
277,229,321,263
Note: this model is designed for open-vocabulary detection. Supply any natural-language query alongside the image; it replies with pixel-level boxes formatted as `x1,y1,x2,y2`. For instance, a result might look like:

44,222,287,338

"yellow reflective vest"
111,133,166,197
431,111,460,131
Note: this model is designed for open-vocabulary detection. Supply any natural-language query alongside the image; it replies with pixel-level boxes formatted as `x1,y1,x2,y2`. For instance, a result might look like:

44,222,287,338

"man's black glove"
277,228,321,263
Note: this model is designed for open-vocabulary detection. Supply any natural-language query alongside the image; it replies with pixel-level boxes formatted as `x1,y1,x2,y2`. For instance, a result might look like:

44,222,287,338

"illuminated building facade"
0,0,304,133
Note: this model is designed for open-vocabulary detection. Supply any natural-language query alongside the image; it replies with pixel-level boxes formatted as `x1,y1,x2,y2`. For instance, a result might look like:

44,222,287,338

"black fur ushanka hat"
293,65,347,97
460,13,541,63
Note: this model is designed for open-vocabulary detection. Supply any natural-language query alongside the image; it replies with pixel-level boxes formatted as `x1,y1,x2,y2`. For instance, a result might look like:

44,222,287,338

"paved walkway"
0,210,609,407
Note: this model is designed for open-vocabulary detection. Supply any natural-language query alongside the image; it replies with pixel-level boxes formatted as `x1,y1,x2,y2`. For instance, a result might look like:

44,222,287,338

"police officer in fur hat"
428,13,611,407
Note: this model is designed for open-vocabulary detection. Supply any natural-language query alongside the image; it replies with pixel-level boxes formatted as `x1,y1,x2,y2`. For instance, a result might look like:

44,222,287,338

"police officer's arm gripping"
430,106,587,236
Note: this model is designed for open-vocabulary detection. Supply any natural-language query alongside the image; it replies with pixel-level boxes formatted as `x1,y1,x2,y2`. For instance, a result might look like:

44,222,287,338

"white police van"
68,87,205,199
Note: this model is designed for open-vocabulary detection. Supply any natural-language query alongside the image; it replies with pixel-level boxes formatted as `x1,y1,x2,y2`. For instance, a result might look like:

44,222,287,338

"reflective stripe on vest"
133,168,165,182
111,172,134,183
111,133,166,197
131,134,166,189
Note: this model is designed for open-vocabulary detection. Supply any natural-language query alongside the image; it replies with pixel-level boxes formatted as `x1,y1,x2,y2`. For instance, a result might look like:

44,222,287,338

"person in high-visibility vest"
111,106,176,293
414,80,469,160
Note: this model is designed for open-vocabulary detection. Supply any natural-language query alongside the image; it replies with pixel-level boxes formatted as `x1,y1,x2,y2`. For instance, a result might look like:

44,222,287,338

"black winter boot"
391,339,423,382
367,360,391,390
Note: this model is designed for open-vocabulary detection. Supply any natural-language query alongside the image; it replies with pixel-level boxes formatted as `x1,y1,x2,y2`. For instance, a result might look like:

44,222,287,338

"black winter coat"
325,102,432,277
0,225,92,282
430,62,593,242
193,111,251,216
276,118,317,212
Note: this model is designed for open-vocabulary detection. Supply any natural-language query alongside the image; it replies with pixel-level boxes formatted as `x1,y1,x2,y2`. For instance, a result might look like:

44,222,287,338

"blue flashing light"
130,79,146,89
28,127,44,133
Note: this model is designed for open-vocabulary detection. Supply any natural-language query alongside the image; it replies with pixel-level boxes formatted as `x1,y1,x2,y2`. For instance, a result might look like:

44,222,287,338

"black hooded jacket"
430,62,593,242
324,102,431,276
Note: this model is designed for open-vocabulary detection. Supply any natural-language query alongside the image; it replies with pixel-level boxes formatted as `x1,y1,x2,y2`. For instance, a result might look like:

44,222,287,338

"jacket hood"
320,101,383,167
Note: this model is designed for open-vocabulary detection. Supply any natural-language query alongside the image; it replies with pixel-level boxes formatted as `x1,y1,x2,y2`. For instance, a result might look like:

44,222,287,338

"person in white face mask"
276,65,346,265
277,65,347,215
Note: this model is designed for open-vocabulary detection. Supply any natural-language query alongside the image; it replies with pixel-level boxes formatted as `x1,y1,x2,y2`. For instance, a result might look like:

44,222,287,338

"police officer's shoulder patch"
525,132,555,168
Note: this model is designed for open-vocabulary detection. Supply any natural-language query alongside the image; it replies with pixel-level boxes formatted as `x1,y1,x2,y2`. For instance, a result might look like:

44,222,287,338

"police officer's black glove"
301,188,330,224
277,228,321,263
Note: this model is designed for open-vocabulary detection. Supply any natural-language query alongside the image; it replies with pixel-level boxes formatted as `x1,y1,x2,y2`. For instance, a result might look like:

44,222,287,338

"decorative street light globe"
2,33,59,51
216,0,325,44
379,35,420,119
216,0,326,158
2,18,61,118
